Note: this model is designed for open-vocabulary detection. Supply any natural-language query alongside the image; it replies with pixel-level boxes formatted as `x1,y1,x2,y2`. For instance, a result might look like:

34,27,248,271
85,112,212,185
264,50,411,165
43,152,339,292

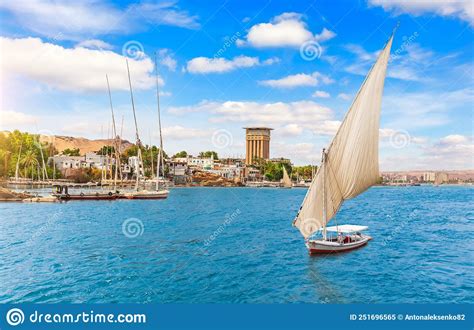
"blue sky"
0,0,472,169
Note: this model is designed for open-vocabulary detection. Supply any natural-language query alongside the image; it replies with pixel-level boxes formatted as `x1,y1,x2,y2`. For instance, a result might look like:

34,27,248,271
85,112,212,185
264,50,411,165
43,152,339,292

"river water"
0,186,472,303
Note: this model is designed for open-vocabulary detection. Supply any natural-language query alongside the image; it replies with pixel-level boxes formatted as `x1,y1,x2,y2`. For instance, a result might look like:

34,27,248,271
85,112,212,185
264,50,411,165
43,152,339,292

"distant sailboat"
122,57,168,200
293,29,396,254
281,165,292,188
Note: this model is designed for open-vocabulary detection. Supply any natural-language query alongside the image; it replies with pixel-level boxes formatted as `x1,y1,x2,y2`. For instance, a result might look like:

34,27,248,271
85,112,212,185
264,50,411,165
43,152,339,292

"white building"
423,172,436,182
208,165,242,179
50,153,114,170
128,156,144,177
174,155,215,170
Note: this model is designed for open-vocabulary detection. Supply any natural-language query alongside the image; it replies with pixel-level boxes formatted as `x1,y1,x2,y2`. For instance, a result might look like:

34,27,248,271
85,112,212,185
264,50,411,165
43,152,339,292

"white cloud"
162,125,210,140
0,37,162,92
133,2,200,29
369,0,474,26
158,49,177,71
0,0,199,40
0,110,37,127
259,72,334,89
238,12,336,48
439,134,469,144
338,93,351,100
314,28,337,42
277,124,304,136
379,128,427,144
76,39,113,50
312,90,330,98
422,134,474,169
262,57,281,65
382,88,474,128
186,55,276,74
168,100,339,136
273,142,319,163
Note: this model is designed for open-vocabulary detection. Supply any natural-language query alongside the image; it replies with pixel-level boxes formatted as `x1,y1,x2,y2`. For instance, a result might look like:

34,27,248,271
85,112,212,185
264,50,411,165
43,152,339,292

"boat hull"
306,235,371,255
54,193,118,201
121,190,169,200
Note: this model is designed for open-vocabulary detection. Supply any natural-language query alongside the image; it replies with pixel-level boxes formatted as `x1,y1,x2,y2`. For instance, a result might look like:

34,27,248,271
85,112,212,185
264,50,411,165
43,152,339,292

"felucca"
281,165,292,188
293,29,396,254
122,57,168,200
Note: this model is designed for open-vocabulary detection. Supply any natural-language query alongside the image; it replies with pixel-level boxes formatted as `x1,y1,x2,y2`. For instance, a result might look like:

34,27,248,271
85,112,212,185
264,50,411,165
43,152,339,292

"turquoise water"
0,186,473,303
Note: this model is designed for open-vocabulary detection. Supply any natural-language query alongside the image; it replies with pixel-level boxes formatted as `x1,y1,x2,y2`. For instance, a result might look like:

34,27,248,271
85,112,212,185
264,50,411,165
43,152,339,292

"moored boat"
52,185,117,200
56,192,118,201
306,225,371,254
121,189,169,199
281,165,292,188
119,56,170,200
293,27,397,255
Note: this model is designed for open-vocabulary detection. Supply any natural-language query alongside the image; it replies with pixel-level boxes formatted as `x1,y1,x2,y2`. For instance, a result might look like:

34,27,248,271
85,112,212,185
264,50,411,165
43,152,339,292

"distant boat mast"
126,59,143,191
154,52,165,191
106,74,121,191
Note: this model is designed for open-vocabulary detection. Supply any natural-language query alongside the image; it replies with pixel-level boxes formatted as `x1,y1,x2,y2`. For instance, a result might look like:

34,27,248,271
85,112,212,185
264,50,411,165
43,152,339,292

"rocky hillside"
192,170,242,187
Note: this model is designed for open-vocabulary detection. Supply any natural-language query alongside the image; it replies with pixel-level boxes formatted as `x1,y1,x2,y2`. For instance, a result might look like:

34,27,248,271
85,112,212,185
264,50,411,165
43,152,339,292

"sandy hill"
2,130,134,154
42,135,134,154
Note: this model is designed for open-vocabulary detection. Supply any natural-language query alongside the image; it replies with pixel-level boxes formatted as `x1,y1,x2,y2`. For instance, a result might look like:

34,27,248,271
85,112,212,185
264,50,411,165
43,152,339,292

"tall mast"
322,148,327,240
154,52,165,191
126,59,143,191
106,74,120,191
106,122,110,181
100,125,104,183
119,115,124,183
149,132,154,182
37,137,48,181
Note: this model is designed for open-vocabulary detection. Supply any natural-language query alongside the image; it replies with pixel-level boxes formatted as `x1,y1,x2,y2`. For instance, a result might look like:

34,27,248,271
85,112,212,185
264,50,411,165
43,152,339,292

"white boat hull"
122,190,169,199
306,234,372,254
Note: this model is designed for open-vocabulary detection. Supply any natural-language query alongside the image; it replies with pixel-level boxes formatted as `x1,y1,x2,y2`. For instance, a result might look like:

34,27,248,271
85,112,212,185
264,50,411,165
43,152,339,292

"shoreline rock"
0,187,33,201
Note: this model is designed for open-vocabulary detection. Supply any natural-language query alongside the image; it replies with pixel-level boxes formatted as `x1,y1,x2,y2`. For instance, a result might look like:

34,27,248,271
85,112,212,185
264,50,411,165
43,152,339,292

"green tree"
21,150,39,179
199,151,218,159
173,150,188,158
62,148,81,156
97,145,115,155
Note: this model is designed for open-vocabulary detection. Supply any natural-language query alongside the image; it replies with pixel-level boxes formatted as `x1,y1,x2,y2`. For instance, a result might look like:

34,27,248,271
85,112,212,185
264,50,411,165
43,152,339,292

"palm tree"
21,150,39,180
0,149,11,177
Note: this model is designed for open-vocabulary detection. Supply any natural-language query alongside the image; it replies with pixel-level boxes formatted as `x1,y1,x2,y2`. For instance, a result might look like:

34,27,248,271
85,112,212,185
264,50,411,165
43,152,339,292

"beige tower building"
244,127,272,165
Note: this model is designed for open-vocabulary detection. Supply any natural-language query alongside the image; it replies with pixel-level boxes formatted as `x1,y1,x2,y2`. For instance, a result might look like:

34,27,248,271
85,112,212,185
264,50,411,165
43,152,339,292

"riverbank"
0,187,33,201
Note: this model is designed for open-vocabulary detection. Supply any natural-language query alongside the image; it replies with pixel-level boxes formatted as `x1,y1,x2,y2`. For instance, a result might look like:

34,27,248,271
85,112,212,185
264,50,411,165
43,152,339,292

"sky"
0,0,472,170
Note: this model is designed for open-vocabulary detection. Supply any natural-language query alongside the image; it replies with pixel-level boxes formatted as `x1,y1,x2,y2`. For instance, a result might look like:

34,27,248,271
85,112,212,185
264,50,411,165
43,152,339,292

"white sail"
293,34,394,239
282,166,292,188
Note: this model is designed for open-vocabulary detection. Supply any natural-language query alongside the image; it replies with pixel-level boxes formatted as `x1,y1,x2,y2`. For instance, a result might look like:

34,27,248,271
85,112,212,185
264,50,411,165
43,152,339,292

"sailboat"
281,165,292,188
122,57,169,200
293,29,396,254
